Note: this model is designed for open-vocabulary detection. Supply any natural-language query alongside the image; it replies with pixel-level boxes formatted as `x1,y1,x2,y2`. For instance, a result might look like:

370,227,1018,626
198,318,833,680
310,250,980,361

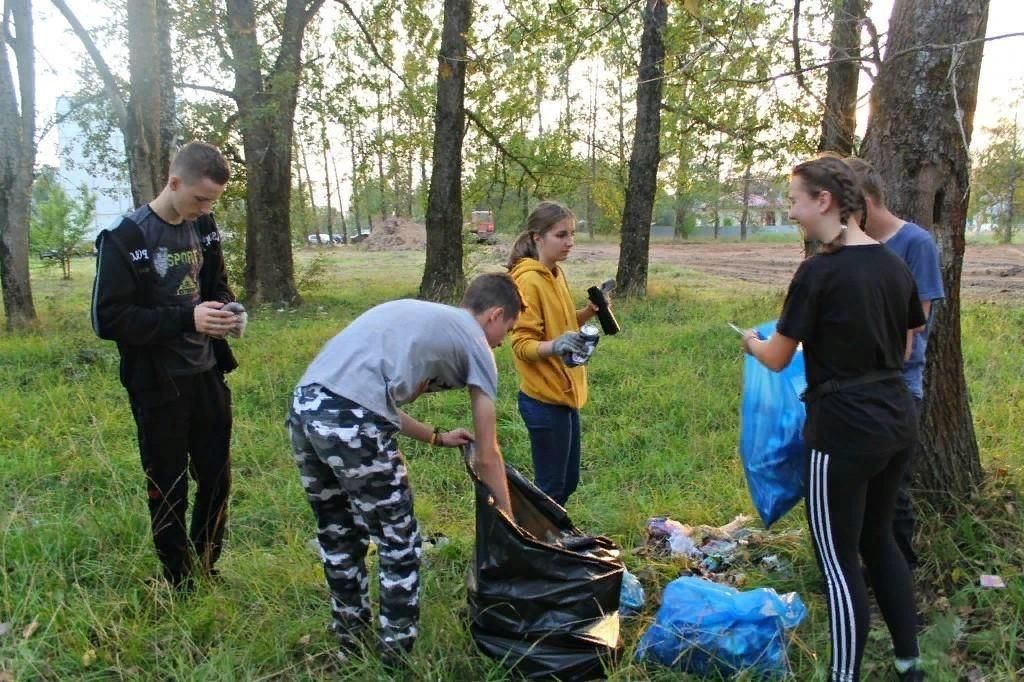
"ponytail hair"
506,200,576,269
792,156,867,254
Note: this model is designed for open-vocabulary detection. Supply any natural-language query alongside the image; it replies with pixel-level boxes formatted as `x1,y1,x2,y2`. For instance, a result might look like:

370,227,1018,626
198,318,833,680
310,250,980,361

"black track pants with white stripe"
805,447,920,682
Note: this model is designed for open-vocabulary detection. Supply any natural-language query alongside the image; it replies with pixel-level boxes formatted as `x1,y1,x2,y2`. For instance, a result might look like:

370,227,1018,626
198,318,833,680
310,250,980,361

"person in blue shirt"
845,157,945,569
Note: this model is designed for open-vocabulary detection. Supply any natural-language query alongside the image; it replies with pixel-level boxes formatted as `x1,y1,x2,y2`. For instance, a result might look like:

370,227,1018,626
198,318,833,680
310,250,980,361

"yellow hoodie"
509,258,588,409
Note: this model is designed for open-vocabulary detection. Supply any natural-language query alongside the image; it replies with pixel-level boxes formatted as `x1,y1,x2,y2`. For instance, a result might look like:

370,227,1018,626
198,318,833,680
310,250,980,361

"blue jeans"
518,392,581,506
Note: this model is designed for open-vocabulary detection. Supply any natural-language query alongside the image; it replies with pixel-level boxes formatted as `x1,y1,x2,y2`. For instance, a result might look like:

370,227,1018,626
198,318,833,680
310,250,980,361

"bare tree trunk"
348,128,362,235
126,0,173,203
586,64,598,239
331,153,348,244
322,131,334,243
53,0,174,207
818,0,864,155
615,0,667,297
419,0,470,302
862,0,990,506
375,90,388,224
298,139,320,241
0,0,37,329
740,163,752,241
808,0,865,257
225,0,324,305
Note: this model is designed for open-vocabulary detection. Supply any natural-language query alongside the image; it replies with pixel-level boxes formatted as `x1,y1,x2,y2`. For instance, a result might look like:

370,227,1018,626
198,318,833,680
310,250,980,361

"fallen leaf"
0,622,10,637
966,668,985,682
683,0,700,16
0,671,13,682
82,648,97,667
22,618,39,640
297,634,311,646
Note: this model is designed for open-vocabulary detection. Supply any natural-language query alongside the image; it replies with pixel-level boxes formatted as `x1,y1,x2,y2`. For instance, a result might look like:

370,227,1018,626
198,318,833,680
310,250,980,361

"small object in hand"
979,574,1005,588
223,301,247,338
564,324,600,367
729,322,765,340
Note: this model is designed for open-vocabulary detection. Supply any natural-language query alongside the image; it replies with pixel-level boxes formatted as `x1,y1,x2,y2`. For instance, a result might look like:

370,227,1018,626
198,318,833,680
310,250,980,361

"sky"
22,0,1024,187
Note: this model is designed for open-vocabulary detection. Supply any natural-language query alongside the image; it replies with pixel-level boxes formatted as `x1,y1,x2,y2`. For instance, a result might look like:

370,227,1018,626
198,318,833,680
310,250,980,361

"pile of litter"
642,514,802,584
360,217,426,251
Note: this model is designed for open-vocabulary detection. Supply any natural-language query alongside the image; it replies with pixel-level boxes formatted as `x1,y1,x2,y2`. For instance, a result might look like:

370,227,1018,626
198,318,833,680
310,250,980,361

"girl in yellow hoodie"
507,201,604,505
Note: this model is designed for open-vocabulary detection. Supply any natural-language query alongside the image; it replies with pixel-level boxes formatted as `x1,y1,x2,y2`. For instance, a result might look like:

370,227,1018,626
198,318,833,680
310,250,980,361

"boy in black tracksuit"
91,142,240,587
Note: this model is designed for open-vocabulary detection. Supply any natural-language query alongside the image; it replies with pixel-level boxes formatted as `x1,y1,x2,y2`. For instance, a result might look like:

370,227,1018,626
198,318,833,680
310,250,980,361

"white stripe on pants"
809,449,857,682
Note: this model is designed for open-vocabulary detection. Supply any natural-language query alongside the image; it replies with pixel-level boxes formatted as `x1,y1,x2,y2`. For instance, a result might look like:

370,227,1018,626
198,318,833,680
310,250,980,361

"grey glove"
223,301,248,338
552,331,586,357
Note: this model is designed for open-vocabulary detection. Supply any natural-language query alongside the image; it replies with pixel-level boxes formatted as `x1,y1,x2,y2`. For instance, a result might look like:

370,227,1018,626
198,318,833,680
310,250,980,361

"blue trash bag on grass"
620,569,645,616
636,576,807,678
739,320,807,528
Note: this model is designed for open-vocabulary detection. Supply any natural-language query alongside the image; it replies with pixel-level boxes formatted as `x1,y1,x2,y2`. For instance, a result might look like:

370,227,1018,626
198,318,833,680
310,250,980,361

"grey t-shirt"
130,204,214,375
298,299,498,425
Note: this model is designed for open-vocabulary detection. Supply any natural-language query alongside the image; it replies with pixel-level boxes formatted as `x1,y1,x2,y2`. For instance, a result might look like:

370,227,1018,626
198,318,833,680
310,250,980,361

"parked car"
306,233,333,245
39,249,59,261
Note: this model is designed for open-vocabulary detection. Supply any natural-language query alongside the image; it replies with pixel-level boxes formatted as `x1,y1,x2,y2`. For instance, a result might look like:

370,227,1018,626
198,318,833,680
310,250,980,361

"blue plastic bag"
739,320,807,528
636,576,806,678
620,569,645,616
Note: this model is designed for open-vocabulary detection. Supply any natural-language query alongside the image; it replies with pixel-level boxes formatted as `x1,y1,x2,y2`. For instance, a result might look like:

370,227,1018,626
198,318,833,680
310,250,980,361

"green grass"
2,250,1022,680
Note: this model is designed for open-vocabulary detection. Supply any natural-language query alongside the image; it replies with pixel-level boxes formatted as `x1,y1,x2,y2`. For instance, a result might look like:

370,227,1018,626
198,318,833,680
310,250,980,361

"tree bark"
52,0,175,207
862,0,990,506
126,0,173,203
0,0,38,330
739,162,753,241
615,0,667,298
225,0,324,305
818,0,864,156
348,128,362,235
418,0,470,302
808,0,866,258
321,127,334,243
331,152,348,244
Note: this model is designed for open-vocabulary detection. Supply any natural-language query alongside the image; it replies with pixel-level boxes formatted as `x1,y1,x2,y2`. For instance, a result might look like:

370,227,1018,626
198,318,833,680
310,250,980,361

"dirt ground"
571,241,1024,301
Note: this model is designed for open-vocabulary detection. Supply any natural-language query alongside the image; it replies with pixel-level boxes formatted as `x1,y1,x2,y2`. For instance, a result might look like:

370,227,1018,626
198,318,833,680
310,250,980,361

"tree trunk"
348,128,362,235
126,0,174,204
53,0,174,207
0,0,38,330
322,133,334,242
225,0,323,305
418,0,470,302
615,0,667,297
673,195,688,240
808,0,865,258
818,0,864,156
740,163,752,241
862,0,990,506
375,90,388,224
586,65,598,239
331,152,348,244
298,140,319,241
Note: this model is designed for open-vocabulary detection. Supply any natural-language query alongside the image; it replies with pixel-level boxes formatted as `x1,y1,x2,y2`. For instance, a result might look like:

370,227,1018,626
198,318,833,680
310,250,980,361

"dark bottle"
587,279,620,335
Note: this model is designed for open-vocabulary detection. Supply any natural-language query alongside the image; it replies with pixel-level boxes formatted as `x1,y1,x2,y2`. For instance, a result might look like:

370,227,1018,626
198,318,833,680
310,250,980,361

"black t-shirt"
777,244,926,456
130,204,214,375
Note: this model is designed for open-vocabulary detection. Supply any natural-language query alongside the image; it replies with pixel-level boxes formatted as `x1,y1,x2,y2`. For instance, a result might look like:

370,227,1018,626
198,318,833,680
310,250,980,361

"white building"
56,96,134,239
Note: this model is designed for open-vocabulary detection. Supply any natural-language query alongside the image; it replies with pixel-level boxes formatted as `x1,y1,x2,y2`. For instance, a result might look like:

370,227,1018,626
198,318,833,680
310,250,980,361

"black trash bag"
463,444,624,680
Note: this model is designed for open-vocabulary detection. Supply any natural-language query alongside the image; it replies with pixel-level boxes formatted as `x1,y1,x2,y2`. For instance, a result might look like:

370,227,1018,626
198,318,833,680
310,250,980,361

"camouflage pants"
287,384,422,656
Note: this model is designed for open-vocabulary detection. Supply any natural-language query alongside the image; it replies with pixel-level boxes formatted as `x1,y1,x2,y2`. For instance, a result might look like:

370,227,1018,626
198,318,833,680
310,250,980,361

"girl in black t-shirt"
742,157,927,681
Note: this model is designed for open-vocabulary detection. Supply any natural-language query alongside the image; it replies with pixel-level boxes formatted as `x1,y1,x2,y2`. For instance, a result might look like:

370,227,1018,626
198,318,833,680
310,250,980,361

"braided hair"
792,156,867,254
